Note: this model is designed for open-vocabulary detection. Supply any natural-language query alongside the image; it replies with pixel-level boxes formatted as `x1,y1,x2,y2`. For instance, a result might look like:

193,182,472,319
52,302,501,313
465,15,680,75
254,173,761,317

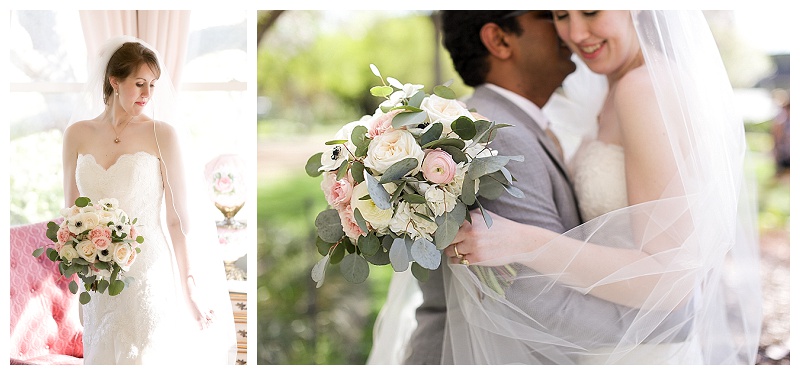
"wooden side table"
229,289,247,365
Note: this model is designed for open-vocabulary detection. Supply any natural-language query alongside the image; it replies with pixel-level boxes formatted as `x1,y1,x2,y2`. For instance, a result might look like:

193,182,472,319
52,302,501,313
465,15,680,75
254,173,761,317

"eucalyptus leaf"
336,161,350,181
75,197,90,207
353,208,369,234
504,184,525,199
380,158,418,183
324,139,348,145
451,116,477,140
411,238,442,270
79,291,91,305
403,193,427,204
389,237,410,272
392,111,428,129
411,263,430,282
370,64,381,78
358,232,381,257
439,145,468,164
419,122,443,146
351,125,369,149
351,162,365,184
97,279,110,294
370,85,393,98
305,152,324,177
468,155,513,178
46,221,60,243
340,253,370,284
407,90,426,108
364,170,391,210
69,280,78,294
477,175,506,200
476,199,494,228
434,202,467,249
433,85,456,100
330,242,346,264
32,247,44,258
311,254,330,288
422,137,466,150
461,176,476,206
315,209,344,243
364,247,390,265
316,237,333,256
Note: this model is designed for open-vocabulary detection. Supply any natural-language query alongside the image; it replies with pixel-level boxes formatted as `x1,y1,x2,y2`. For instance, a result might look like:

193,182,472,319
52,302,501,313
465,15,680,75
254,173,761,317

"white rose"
420,95,475,134
350,182,394,232
389,202,437,241
111,242,133,271
75,240,97,262
58,243,79,263
61,205,81,218
97,210,117,226
364,130,425,175
425,186,458,217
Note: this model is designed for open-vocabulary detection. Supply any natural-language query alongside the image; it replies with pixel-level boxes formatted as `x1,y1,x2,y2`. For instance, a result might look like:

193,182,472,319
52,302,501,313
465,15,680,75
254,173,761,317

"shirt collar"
483,83,550,130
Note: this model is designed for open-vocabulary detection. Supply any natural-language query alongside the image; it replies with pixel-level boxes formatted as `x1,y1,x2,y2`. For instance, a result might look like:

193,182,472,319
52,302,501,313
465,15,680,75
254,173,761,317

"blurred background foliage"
256,10,789,365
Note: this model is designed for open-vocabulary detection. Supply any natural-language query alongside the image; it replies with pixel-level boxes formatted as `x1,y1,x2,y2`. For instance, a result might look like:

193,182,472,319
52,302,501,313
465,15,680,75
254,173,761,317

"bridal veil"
71,35,238,364
370,10,762,365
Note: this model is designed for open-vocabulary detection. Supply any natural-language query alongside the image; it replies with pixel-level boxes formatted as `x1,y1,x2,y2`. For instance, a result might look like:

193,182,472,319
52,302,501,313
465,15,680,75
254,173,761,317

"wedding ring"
453,245,463,259
460,258,470,266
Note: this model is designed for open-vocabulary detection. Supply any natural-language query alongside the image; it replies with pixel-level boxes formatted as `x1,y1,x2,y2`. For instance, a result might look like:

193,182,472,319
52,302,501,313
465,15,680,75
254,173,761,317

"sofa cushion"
9,219,83,364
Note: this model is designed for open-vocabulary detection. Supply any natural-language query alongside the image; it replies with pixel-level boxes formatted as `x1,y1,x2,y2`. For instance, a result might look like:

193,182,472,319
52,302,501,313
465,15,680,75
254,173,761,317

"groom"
404,10,589,364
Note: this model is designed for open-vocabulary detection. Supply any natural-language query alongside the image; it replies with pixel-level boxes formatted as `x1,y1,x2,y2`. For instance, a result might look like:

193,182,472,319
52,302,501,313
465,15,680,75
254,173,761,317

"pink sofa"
9,219,83,365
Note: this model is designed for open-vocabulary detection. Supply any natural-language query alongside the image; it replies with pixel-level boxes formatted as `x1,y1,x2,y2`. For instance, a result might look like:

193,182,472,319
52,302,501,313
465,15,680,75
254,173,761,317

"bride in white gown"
62,36,237,365
370,10,761,365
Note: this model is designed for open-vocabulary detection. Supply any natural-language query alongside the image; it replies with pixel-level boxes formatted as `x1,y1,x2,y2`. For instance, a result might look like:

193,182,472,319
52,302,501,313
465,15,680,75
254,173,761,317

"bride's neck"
103,105,136,127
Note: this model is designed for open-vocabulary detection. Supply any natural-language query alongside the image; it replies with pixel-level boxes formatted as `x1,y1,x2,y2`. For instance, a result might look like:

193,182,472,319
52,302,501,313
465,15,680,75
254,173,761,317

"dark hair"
439,11,524,87
103,42,162,104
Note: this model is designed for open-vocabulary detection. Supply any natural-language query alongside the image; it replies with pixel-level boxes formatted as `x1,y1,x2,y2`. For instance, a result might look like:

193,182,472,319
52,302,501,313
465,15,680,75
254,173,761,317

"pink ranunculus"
57,226,74,245
421,149,457,184
338,205,365,242
329,173,355,210
368,109,403,138
215,175,235,194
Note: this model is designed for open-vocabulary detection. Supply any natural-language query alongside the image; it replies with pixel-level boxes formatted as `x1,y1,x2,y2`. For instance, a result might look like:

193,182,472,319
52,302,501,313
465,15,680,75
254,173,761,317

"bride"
372,10,762,365
61,36,237,364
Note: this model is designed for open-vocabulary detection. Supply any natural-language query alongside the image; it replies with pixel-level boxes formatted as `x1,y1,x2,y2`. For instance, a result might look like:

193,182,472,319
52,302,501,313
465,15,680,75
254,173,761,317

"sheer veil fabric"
369,10,761,365
72,35,238,364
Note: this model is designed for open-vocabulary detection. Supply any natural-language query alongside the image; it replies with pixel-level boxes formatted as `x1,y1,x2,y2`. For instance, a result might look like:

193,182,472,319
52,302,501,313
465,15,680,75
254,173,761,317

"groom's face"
513,11,576,91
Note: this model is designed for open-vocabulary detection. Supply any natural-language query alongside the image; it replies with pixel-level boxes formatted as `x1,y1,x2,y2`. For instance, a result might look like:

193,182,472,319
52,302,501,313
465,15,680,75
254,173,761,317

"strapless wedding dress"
76,151,235,365
568,140,702,364
569,140,628,221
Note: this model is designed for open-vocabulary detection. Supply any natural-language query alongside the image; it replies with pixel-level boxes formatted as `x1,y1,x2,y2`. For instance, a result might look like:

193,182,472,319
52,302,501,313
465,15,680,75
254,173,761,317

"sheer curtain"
78,10,191,86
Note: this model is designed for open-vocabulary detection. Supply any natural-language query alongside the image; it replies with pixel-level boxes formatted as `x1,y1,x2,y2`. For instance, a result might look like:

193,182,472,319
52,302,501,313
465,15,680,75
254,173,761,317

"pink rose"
421,149,457,184
129,226,137,240
89,226,112,250
368,109,402,138
91,236,111,250
321,171,355,210
215,175,235,194
338,205,365,242
57,226,74,245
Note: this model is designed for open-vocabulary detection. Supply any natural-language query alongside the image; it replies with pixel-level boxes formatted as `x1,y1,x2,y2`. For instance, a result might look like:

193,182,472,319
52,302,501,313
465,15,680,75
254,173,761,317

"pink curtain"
79,10,191,87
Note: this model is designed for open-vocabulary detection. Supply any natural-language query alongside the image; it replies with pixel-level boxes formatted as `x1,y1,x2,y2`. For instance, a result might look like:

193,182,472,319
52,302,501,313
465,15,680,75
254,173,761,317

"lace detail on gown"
569,140,628,222
76,152,196,364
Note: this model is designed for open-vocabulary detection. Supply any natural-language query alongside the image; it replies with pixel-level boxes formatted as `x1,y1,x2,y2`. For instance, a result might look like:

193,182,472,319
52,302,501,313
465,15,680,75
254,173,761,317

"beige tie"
545,126,564,161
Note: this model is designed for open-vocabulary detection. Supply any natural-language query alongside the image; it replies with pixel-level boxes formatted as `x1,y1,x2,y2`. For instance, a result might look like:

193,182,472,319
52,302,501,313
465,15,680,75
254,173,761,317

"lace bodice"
76,152,163,226
569,140,628,222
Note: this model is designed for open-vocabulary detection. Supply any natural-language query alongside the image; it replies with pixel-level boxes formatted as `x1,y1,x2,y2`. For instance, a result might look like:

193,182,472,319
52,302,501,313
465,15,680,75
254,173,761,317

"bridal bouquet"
306,65,523,287
32,196,144,304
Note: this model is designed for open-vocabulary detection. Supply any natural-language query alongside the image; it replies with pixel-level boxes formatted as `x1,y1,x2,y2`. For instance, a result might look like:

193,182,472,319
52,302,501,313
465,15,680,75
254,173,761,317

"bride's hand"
444,209,528,266
186,275,216,330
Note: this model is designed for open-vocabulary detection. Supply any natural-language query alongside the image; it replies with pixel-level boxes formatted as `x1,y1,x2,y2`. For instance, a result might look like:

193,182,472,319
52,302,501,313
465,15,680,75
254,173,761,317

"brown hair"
103,42,162,104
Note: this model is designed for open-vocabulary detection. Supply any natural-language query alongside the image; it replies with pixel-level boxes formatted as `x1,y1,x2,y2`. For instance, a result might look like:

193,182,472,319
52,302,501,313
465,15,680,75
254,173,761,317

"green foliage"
257,173,392,364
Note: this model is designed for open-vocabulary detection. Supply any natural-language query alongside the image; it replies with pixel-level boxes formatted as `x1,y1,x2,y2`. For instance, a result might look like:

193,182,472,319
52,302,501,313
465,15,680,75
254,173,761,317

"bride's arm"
452,70,694,310
155,122,212,328
62,124,81,207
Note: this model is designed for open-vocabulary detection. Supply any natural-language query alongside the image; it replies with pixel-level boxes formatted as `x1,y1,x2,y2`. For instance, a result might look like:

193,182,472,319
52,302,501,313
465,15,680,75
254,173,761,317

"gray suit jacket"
403,85,665,364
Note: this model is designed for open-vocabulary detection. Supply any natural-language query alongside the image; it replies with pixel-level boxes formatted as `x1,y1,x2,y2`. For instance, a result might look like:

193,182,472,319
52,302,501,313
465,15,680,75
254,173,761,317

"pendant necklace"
112,117,133,144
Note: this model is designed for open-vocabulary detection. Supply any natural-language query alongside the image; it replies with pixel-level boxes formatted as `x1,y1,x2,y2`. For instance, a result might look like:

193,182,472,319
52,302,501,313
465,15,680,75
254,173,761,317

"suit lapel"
471,86,573,185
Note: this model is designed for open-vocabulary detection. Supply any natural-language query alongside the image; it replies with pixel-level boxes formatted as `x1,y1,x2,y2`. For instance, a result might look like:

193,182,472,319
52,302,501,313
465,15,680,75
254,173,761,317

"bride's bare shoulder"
63,118,100,142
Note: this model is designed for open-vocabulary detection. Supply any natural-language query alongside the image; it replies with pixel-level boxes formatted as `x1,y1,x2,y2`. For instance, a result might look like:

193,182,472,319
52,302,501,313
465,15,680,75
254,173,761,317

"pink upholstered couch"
9,219,83,365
